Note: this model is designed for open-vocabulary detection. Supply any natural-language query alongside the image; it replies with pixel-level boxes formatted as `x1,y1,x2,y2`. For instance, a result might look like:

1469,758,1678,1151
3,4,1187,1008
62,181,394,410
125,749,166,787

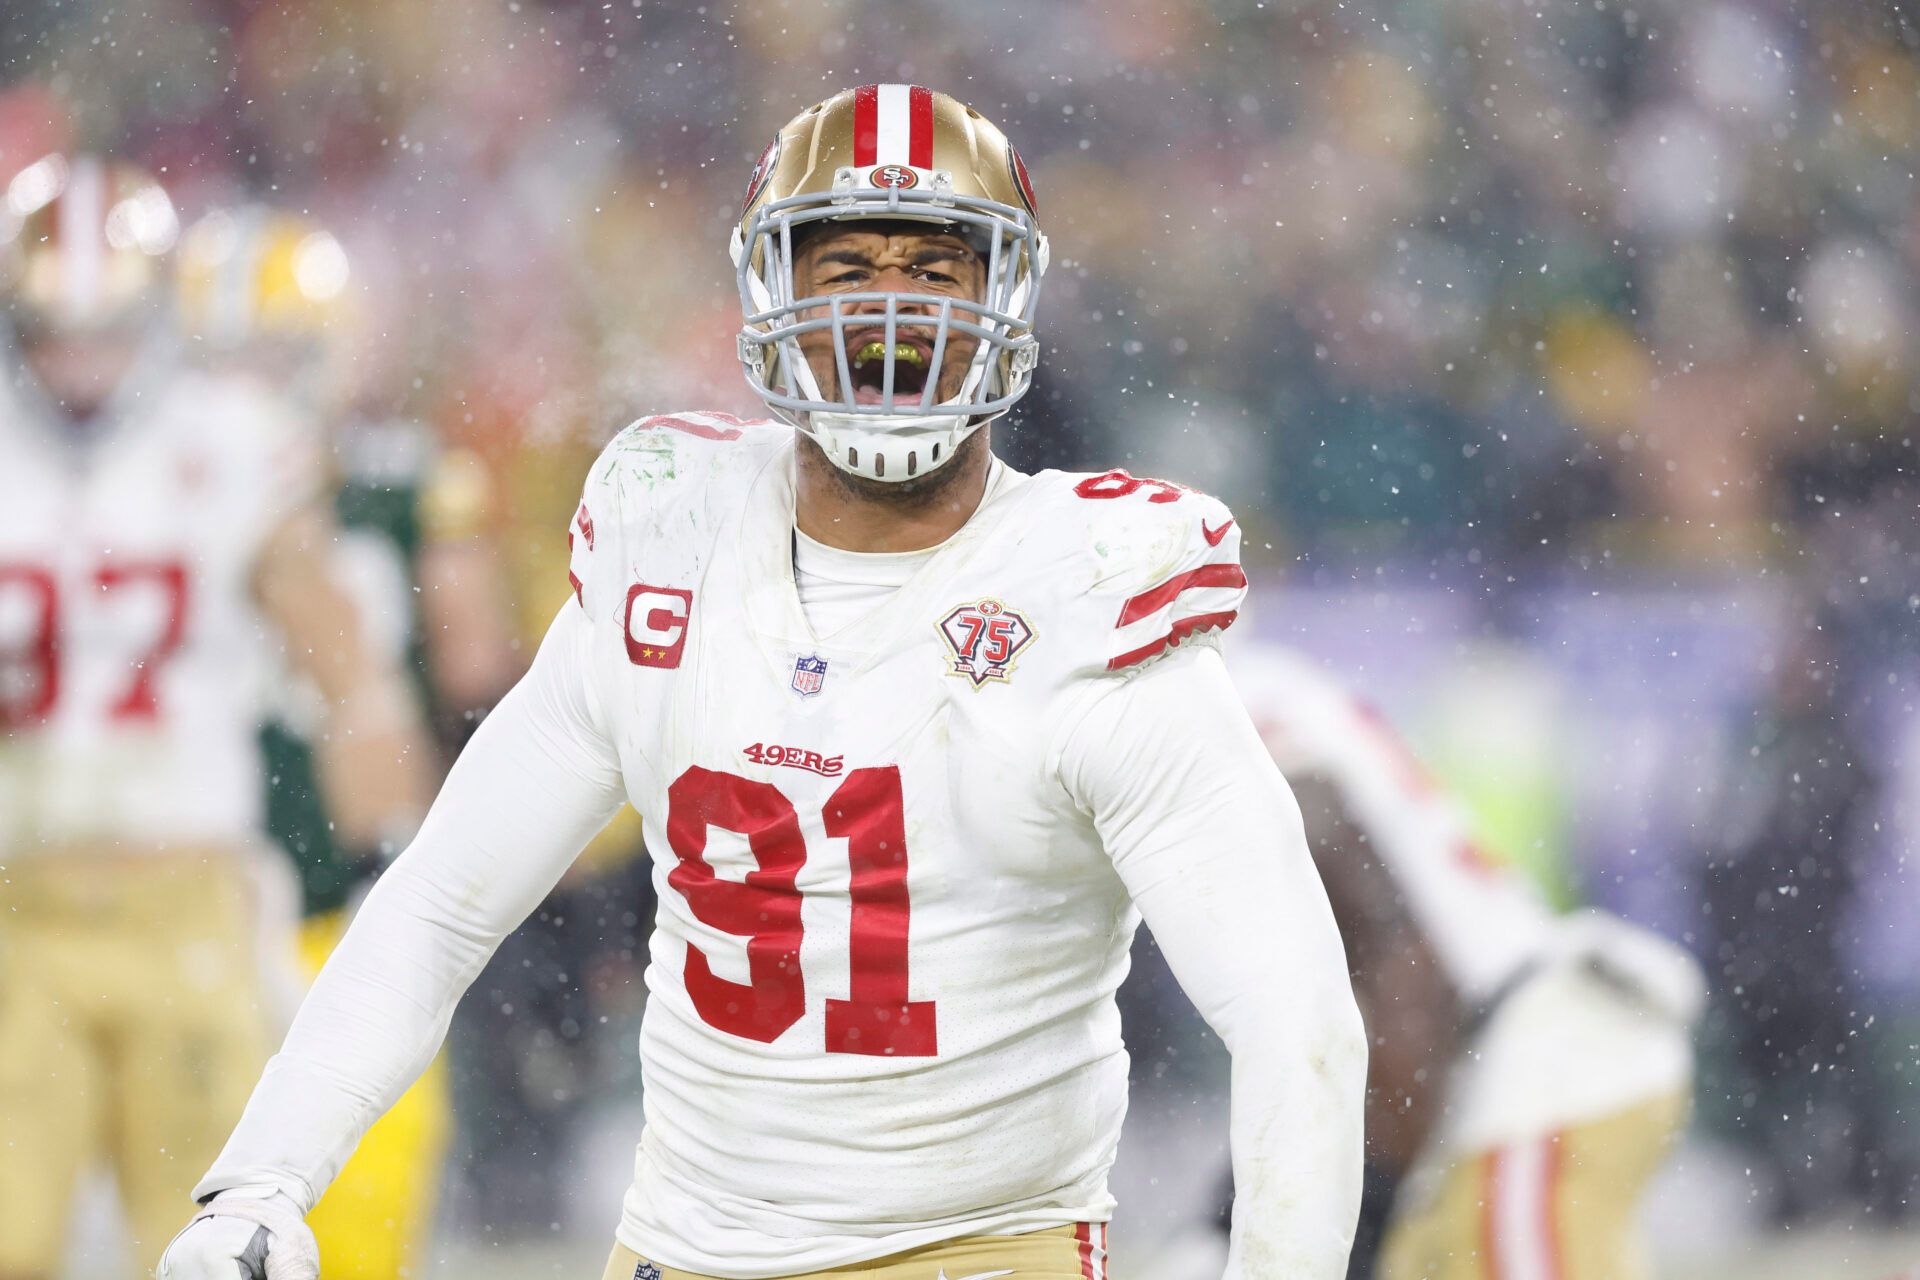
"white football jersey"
563,412,1248,1271
1231,644,1703,1149
0,358,321,855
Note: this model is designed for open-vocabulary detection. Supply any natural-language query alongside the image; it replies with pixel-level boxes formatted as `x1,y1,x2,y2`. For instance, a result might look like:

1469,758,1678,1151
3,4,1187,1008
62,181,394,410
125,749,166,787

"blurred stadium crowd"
3,0,1916,1273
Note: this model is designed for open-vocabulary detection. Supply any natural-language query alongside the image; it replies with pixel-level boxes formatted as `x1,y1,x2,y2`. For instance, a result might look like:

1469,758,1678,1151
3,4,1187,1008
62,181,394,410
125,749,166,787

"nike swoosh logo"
1201,517,1234,546
936,1270,1014,1280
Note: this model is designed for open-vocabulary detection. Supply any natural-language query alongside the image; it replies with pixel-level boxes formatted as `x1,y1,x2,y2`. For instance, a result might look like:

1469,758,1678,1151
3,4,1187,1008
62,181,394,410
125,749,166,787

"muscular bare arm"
1290,773,1463,1174
251,503,431,851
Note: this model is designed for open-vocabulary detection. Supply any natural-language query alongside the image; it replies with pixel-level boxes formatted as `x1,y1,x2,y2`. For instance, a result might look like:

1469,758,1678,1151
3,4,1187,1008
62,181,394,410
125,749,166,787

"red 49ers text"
742,742,845,777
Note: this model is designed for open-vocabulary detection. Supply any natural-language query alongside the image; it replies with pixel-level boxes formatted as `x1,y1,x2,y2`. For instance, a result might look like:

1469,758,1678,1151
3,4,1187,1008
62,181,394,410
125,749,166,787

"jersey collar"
737,438,1036,674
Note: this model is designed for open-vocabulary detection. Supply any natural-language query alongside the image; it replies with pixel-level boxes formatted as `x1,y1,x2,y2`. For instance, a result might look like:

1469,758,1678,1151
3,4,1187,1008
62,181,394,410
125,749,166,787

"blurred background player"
0,155,429,1279
173,199,647,1271
172,201,479,1280
174,201,524,748
1222,643,1706,1280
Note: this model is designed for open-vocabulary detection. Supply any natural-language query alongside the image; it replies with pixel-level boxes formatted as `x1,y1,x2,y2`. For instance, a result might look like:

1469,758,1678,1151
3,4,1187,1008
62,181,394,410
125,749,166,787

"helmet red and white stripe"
1,153,177,334
851,83,936,170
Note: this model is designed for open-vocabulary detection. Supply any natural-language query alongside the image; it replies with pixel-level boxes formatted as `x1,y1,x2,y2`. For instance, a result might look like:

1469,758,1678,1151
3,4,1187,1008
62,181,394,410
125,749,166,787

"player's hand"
155,1184,320,1280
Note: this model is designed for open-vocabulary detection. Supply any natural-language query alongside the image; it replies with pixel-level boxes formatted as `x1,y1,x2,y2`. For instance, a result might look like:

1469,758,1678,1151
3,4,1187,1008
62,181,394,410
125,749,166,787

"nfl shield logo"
791,654,829,697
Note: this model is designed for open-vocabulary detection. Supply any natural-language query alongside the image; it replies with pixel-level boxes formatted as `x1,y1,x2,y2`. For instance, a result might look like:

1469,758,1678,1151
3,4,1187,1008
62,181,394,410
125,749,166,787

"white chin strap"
783,322,998,484
800,408,983,484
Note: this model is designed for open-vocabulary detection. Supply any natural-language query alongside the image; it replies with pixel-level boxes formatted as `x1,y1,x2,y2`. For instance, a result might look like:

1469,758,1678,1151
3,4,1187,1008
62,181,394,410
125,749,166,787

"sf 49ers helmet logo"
1008,144,1039,214
871,164,919,190
938,598,1036,687
742,136,781,214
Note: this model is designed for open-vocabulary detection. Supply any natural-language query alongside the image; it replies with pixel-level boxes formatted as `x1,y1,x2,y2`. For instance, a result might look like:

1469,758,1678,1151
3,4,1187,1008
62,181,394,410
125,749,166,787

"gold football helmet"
731,84,1048,483
175,204,361,410
0,153,177,335
176,205,352,350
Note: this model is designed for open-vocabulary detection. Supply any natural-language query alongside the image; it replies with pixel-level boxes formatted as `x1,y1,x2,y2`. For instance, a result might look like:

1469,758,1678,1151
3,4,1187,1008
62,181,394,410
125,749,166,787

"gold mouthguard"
852,341,927,369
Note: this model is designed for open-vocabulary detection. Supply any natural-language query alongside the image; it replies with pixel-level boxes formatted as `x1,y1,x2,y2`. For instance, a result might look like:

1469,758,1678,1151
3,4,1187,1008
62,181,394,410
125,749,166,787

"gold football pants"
603,1221,1109,1280
0,853,276,1278
1382,1090,1688,1280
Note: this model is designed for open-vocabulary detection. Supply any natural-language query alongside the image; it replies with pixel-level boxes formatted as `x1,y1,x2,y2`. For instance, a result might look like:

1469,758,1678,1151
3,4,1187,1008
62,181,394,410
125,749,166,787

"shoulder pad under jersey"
566,411,785,611
1039,468,1248,674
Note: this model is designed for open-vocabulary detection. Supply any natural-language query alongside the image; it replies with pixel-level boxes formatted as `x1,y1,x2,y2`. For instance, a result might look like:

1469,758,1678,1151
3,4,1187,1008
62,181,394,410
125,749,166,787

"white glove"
156,1184,320,1280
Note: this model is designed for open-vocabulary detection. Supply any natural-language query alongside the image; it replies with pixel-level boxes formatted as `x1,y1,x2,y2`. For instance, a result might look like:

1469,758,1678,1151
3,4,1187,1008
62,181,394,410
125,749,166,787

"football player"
0,155,428,1279
1226,643,1705,1280
176,204,458,1280
160,87,1367,1280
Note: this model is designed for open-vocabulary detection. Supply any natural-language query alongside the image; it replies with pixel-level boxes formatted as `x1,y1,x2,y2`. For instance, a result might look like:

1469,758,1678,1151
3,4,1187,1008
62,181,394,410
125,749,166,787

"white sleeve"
195,601,628,1208
1056,645,1366,1280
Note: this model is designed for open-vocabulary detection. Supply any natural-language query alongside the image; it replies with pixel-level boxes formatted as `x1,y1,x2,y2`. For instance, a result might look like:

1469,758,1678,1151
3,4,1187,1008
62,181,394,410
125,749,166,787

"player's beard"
797,424,990,511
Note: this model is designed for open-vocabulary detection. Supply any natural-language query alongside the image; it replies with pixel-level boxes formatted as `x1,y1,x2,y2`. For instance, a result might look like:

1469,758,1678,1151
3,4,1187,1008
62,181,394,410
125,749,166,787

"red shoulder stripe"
1116,562,1246,627
650,414,743,441
1107,609,1238,671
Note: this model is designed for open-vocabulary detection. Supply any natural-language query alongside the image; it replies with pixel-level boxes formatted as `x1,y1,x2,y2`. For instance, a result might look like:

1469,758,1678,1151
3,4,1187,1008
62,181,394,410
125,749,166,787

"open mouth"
847,332,933,405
